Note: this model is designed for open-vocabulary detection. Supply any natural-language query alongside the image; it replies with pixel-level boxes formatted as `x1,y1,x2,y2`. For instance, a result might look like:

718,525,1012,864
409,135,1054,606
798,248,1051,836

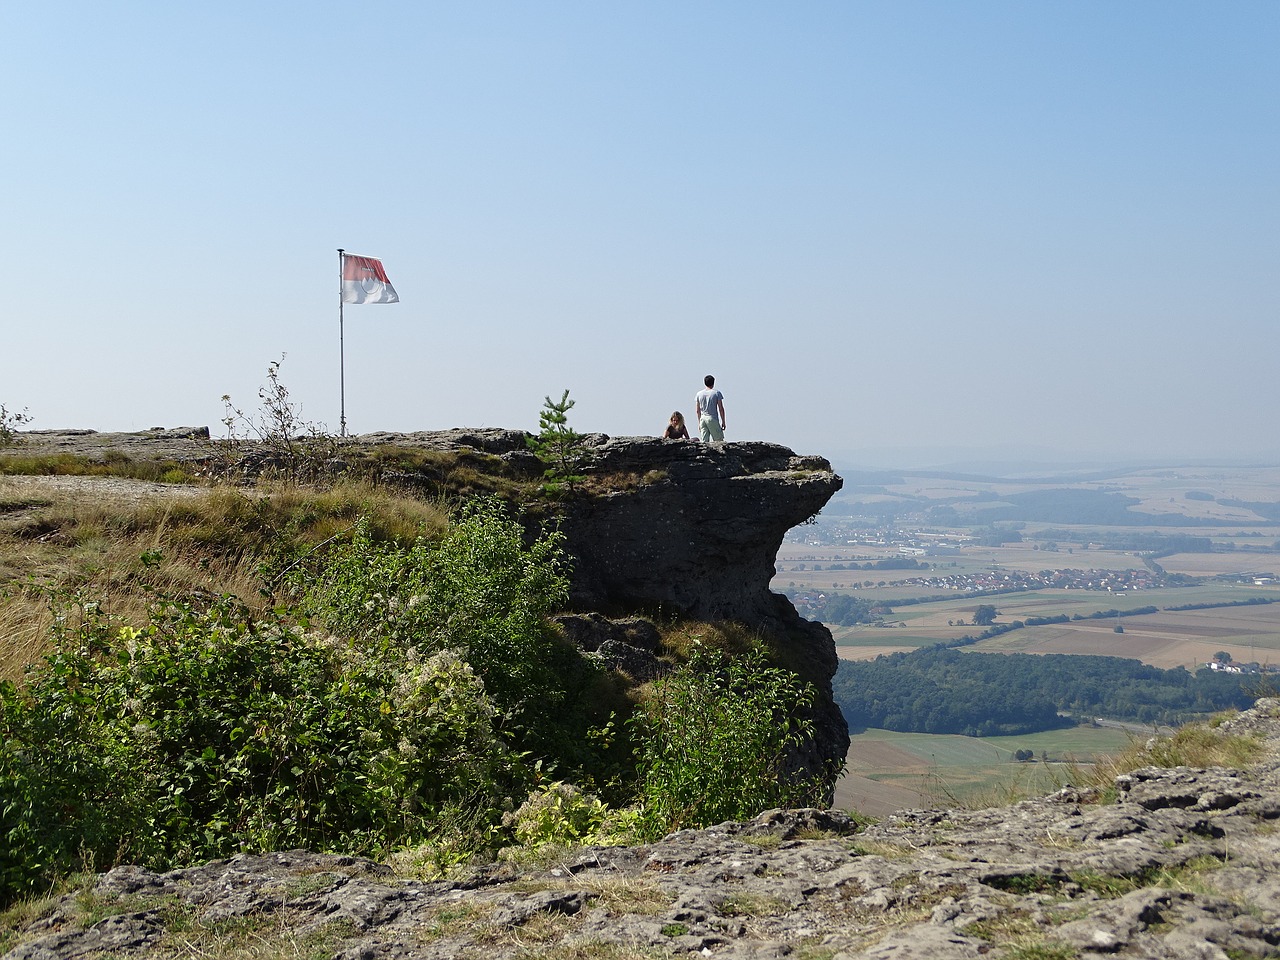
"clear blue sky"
4,2,1277,466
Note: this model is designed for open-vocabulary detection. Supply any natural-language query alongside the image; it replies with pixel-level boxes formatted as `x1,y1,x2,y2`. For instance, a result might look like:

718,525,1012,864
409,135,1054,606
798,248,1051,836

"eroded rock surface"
10,702,1280,959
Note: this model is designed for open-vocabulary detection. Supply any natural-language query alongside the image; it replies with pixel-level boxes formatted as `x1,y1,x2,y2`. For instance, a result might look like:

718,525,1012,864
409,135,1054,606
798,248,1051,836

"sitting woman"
663,411,690,439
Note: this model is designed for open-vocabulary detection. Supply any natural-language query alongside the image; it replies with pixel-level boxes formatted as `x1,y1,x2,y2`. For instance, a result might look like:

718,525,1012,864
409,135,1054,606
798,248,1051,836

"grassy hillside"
0,476,448,681
0,445,832,905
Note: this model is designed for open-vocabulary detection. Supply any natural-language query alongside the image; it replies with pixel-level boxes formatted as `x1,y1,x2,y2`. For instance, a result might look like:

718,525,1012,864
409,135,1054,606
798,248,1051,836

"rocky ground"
8,703,1280,959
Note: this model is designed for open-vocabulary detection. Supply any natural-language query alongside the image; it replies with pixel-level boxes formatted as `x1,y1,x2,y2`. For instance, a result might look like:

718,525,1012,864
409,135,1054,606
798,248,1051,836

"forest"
833,647,1261,736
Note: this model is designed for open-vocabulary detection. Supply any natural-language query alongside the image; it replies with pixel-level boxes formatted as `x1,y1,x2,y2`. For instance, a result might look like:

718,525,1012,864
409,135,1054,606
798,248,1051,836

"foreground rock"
9,702,1280,959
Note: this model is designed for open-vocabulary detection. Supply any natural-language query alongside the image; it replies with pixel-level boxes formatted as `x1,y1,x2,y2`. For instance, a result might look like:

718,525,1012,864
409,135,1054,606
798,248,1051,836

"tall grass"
1086,721,1264,792
904,714,1268,813
0,452,194,482
0,601,49,685
0,479,448,681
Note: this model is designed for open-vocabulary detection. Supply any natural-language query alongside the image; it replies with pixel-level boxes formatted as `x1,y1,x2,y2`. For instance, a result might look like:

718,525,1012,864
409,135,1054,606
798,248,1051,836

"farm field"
809,462,1280,815
970,600,1280,670
834,725,1135,816
832,599,1280,669
776,540,1166,596
1157,551,1280,577
777,542,1274,595
805,571,1280,668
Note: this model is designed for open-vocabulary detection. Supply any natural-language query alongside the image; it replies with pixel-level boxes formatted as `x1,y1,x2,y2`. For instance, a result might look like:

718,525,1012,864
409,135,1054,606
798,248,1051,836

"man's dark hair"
704,375,715,388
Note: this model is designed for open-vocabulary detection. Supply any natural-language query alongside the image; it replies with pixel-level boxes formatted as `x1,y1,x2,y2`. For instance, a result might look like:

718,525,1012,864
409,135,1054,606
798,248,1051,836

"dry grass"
1069,854,1228,899
380,873,671,956
657,620,764,661
2,885,363,960
521,943,669,960
899,719,1265,813
0,479,449,681
654,618,817,679
356,446,538,500
0,452,196,483
0,600,51,683
508,874,673,917
965,913,1077,960
1089,722,1264,785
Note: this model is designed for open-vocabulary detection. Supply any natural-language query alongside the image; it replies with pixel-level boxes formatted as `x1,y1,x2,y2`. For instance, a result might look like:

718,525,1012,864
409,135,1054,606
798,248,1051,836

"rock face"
558,435,849,785
372,431,851,780
10,701,1280,960
560,437,839,621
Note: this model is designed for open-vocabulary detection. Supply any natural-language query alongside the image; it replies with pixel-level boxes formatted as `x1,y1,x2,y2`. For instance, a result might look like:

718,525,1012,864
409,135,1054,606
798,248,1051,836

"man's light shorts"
699,415,724,442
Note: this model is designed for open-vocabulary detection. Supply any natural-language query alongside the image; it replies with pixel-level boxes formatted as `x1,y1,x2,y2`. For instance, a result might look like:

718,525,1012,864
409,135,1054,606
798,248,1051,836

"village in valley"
773,462,1280,675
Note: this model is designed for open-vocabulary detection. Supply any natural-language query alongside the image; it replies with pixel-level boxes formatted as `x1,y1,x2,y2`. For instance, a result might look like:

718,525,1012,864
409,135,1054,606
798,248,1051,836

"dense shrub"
0,497,584,902
298,497,568,712
296,496,623,780
502,781,610,851
0,594,516,902
0,494,827,903
629,647,828,838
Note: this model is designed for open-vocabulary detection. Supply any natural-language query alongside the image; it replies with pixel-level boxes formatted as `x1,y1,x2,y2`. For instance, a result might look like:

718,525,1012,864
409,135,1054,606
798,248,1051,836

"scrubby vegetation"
0,479,827,904
629,647,827,835
1083,719,1265,799
0,405,32,447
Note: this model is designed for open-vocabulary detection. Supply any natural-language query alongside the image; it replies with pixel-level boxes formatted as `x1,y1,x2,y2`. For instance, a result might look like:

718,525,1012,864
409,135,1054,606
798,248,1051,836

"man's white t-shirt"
695,388,723,419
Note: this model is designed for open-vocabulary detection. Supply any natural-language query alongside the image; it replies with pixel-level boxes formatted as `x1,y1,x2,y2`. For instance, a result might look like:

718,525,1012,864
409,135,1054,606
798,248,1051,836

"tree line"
833,647,1260,736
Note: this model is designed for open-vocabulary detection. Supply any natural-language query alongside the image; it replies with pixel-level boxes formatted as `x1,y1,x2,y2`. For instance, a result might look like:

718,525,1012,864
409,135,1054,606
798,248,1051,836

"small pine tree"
528,390,587,494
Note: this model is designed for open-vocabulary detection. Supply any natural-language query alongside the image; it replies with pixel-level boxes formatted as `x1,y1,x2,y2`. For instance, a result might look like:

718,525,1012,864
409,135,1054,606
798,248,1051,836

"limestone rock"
13,700,1280,960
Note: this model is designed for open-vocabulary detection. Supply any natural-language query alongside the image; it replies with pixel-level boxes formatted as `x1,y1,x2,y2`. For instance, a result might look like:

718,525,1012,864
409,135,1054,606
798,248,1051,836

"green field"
851,724,1136,763
835,724,1136,814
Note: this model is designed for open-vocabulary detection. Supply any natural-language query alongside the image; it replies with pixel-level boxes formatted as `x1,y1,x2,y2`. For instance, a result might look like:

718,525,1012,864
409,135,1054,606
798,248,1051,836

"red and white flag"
341,253,399,304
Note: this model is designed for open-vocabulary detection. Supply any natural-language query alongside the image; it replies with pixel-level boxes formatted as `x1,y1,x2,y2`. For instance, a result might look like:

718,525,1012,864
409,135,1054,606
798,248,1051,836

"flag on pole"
341,253,399,304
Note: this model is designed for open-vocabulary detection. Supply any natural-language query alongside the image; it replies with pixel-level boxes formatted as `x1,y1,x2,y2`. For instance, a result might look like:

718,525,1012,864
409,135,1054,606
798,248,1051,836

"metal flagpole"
337,248,346,437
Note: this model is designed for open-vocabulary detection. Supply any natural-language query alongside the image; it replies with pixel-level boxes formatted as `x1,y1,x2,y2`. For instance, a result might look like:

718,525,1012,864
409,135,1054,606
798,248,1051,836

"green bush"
297,496,620,778
629,646,828,838
0,493,831,902
1,638,146,899
299,498,566,692
502,781,610,851
0,595,516,903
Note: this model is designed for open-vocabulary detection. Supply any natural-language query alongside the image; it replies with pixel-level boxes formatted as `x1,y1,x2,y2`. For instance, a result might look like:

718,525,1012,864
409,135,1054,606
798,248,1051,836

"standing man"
694,374,726,442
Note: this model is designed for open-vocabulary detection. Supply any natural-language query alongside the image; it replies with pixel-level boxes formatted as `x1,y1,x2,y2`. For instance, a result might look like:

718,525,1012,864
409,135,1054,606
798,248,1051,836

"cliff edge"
3,427,850,783
360,429,851,784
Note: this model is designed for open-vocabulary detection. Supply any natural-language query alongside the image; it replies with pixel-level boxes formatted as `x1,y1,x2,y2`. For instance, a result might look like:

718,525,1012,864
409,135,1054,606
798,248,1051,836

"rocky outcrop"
561,437,839,620
5,429,838,630
356,433,849,773
4,428,849,788
10,701,1280,960
558,435,849,785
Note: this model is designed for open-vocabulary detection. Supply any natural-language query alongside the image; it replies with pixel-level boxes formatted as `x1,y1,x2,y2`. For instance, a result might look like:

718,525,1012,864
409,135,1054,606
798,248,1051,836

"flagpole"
337,248,346,438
